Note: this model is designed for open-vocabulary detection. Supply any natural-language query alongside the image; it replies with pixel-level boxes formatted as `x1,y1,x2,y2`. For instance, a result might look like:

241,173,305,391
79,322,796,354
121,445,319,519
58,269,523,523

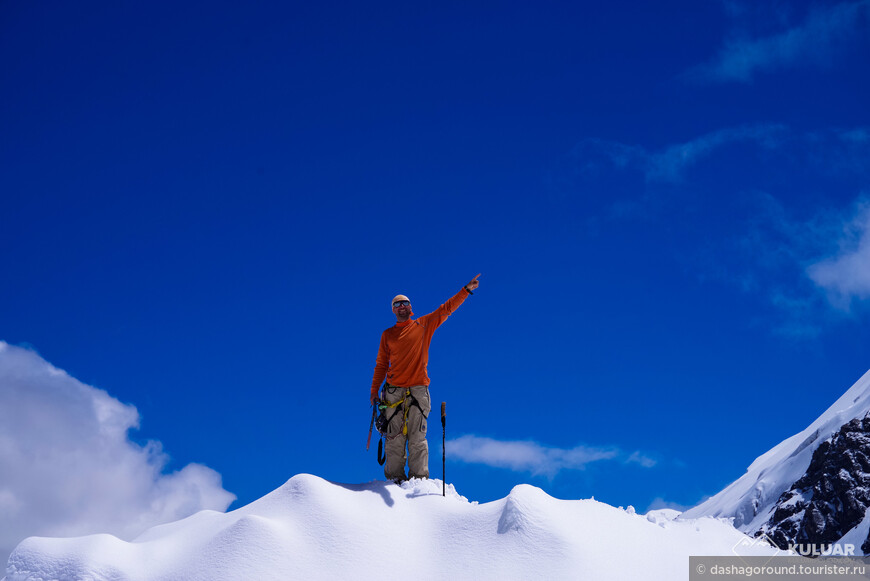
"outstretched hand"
465,273,481,292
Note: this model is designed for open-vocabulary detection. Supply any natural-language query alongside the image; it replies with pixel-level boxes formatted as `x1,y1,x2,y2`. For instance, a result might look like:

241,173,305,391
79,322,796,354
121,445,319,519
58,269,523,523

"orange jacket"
370,287,470,402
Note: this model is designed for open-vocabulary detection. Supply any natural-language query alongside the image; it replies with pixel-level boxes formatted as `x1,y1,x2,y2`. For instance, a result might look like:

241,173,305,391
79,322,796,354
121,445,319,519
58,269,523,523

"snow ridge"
682,370,870,535
760,412,870,552
7,474,772,581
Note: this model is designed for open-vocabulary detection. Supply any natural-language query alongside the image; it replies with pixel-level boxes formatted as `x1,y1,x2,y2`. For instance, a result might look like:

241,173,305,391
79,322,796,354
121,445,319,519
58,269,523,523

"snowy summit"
684,370,870,553
11,371,870,580
6,475,769,581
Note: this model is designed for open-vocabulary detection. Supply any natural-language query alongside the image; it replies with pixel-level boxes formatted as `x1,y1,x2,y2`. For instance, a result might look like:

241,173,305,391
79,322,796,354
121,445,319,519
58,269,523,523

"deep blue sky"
2,0,869,514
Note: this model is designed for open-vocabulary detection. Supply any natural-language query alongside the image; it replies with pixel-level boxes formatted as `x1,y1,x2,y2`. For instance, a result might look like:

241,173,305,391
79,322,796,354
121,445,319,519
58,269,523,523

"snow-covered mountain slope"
758,412,870,552
682,370,870,543
6,475,773,581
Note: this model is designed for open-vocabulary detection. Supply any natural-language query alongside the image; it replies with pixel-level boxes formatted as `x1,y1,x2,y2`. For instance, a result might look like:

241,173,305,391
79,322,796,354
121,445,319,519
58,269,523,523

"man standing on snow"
371,274,480,482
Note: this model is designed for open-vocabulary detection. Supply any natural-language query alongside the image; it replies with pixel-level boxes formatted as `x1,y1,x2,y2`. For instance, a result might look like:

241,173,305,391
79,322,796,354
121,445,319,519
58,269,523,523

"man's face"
392,297,411,320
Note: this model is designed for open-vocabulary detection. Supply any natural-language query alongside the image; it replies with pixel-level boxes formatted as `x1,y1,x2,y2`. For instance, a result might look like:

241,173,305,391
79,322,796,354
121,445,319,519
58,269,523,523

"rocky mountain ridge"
683,369,870,556
760,411,870,554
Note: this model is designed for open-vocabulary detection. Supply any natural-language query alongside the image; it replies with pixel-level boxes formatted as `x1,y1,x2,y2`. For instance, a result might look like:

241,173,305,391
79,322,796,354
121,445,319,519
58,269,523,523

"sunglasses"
392,300,411,308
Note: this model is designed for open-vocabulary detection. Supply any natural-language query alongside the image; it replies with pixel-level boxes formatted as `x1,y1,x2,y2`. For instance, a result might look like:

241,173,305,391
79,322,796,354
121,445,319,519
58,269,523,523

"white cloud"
571,124,785,184
807,199,870,309
693,1,870,83
0,341,236,567
625,450,658,468
567,125,870,333
723,193,870,330
571,126,869,189
447,435,655,478
645,497,692,513
645,125,785,182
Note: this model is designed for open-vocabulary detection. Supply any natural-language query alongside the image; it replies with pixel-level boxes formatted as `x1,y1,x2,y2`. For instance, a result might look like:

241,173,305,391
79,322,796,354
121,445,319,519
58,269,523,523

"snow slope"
6,474,773,581
682,369,870,532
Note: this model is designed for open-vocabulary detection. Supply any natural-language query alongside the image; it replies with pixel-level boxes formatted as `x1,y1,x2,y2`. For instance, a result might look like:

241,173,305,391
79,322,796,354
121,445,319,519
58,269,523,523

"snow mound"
7,474,773,581
682,369,870,531
646,508,682,527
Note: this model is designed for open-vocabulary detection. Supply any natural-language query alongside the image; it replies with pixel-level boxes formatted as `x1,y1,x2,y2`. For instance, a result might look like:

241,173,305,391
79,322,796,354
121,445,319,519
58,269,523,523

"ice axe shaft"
441,401,446,497
366,405,376,451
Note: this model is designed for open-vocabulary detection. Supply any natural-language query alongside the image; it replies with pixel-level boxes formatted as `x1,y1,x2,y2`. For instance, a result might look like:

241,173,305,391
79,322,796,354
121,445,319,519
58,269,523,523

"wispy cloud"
571,126,869,187
691,1,870,83
447,434,656,478
807,199,870,310
565,125,870,334
0,342,236,567
645,497,693,514
646,125,785,182
626,450,658,468
724,193,870,334
570,124,786,185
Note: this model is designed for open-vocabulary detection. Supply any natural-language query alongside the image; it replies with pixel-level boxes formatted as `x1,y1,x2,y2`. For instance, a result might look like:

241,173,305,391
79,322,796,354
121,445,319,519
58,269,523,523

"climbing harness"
374,383,425,466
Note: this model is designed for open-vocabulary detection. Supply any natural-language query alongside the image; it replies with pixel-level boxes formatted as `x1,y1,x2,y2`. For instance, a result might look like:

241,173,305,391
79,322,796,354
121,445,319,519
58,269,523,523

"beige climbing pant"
383,384,430,481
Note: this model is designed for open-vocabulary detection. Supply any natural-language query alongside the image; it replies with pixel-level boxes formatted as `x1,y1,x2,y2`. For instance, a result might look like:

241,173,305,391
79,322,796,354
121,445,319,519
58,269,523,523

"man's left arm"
425,274,481,327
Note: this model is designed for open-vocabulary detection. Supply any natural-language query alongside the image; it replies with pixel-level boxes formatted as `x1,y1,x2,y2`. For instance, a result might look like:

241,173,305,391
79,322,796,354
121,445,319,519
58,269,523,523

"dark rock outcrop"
758,412,870,555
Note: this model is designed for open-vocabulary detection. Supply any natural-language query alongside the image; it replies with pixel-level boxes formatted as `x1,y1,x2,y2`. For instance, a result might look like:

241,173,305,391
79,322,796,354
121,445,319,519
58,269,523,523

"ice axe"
366,404,376,451
441,401,447,497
